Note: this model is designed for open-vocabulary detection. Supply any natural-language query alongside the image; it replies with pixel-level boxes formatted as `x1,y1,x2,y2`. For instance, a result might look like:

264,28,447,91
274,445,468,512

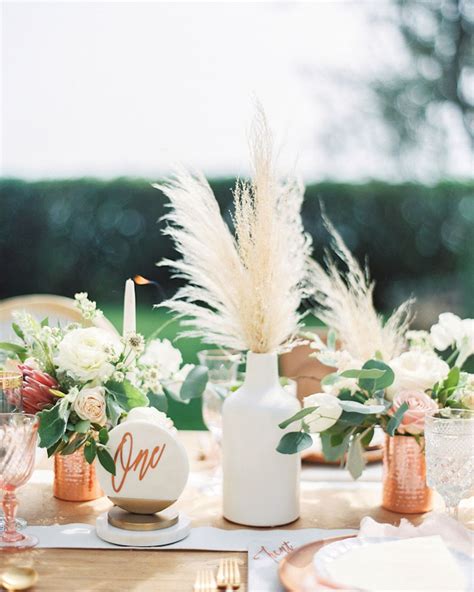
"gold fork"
216,557,241,590
193,569,217,592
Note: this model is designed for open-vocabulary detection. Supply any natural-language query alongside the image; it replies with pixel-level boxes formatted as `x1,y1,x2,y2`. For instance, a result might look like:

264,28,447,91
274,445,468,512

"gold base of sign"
107,506,179,532
109,496,175,514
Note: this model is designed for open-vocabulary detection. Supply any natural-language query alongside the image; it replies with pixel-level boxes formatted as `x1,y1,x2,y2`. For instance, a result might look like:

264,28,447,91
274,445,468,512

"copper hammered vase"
382,435,433,514
54,448,103,502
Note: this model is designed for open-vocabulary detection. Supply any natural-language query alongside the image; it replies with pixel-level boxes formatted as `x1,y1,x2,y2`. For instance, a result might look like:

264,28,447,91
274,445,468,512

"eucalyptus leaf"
346,437,366,480
106,379,148,411
338,410,369,427
147,391,169,413
37,404,68,449
276,431,313,454
386,402,409,436
278,407,316,429
358,360,394,392
84,439,97,464
179,366,208,401
74,420,90,433
338,400,385,414
61,433,88,455
12,323,25,341
0,342,27,356
99,428,109,445
321,373,342,387
320,431,351,462
340,368,385,379
106,396,123,427
97,447,116,475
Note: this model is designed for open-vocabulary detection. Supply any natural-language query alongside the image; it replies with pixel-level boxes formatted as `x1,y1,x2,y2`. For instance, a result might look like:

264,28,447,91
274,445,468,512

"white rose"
124,406,177,436
139,339,183,380
387,350,449,399
430,313,463,351
73,386,107,425
303,393,342,433
55,327,122,383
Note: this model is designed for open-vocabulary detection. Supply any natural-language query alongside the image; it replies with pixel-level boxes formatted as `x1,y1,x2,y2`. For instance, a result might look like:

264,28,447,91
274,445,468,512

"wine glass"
197,350,241,493
425,408,474,520
0,413,39,549
0,372,27,533
198,349,241,448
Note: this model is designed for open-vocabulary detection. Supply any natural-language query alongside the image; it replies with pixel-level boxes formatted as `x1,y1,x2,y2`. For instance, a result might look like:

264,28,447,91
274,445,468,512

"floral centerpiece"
154,103,312,526
276,216,473,511
0,293,208,478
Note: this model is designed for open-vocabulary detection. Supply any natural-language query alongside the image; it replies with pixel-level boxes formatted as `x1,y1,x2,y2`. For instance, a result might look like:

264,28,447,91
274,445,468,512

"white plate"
313,536,474,591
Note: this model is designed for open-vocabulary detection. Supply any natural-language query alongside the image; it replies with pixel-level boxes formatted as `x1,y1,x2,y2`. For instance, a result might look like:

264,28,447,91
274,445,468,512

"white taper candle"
123,278,136,336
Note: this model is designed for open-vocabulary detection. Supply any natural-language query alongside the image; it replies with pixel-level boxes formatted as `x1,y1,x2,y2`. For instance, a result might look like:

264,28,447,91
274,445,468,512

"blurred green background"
1,178,473,429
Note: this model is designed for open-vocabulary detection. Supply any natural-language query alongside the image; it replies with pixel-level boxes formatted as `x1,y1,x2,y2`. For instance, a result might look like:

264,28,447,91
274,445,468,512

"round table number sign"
97,407,189,515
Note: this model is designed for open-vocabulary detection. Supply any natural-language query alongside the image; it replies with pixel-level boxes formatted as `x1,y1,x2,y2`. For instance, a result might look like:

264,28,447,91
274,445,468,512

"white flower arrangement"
277,216,473,480
0,293,208,474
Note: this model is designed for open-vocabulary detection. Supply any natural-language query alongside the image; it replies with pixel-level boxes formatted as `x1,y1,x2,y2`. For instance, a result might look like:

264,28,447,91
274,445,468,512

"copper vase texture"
54,448,103,502
382,434,433,514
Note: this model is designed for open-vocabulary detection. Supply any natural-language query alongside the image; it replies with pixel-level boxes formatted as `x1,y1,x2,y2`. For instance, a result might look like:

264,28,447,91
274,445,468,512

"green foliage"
320,431,351,462
278,407,317,429
179,365,208,401
358,360,394,392
84,439,97,464
37,403,68,449
106,379,149,411
346,437,366,480
97,447,116,475
276,431,313,454
147,392,168,413
386,402,409,436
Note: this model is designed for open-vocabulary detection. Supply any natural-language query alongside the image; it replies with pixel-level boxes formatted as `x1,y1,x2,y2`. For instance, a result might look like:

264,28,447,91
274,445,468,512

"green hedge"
1,178,473,317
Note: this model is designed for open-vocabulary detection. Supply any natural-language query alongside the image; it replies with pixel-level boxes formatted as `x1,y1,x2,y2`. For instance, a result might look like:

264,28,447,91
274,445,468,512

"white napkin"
324,535,468,591
359,514,474,558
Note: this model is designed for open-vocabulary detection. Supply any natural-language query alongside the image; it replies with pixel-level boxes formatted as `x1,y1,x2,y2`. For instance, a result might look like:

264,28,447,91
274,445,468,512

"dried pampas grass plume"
153,103,312,353
309,210,413,361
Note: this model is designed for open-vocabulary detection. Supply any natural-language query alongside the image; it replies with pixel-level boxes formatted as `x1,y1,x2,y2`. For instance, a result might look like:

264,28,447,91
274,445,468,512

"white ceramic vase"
222,351,301,526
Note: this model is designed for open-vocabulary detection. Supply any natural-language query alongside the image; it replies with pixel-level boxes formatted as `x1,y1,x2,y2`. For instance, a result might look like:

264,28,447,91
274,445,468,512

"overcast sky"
1,1,472,182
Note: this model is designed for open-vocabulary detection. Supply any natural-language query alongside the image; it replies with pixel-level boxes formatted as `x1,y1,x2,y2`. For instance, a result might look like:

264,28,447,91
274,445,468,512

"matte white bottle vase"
222,351,301,526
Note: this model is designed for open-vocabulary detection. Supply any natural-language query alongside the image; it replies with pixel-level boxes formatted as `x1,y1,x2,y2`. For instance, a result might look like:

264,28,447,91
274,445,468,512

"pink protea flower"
20,364,59,414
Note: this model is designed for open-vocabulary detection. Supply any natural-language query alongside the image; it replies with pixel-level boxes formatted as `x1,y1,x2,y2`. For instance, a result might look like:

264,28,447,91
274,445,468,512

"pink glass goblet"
0,413,39,549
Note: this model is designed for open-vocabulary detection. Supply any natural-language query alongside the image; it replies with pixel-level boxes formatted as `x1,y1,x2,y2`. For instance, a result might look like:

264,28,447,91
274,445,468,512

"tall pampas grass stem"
309,209,413,361
154,104,312,353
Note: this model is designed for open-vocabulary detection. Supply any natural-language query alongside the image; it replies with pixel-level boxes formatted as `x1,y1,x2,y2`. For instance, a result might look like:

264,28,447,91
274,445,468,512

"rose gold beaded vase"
54,448,103,502
382,435,433,514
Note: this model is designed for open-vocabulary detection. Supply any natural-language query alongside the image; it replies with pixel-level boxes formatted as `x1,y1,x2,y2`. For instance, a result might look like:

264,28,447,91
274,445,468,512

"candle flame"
134,275,153,285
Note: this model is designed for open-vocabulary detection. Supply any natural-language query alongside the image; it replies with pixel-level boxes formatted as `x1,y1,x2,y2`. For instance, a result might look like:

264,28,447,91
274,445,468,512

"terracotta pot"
382,435,433,514
54,448,103,502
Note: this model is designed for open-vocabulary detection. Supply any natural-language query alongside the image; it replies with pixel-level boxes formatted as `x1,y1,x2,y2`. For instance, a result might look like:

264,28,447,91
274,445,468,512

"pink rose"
390,390,438,436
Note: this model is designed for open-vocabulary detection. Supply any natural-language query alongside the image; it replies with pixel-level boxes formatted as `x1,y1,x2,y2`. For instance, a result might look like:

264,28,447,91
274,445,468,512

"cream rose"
387,351,449,400
73,386,107,425
303,393,342,433
55,327,122,383
390,390,438,436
